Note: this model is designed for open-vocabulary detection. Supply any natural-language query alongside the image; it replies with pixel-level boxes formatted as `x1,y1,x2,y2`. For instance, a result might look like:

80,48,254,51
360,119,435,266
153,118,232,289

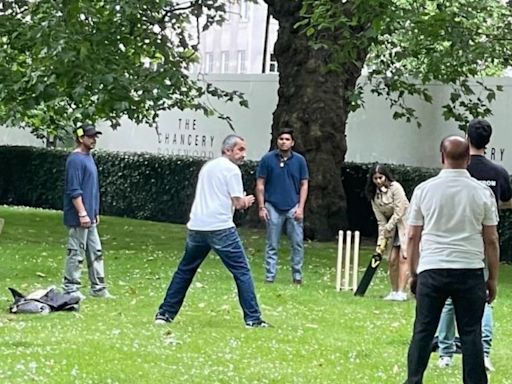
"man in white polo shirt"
436,118,512,371
154,134,270,328
404,136,499,384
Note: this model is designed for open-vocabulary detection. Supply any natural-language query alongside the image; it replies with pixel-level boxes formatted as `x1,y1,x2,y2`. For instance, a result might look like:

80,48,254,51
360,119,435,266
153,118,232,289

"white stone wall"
1,75,511,171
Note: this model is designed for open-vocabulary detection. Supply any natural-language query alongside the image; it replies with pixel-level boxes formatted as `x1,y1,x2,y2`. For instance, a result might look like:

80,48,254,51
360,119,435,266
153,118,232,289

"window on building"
221,51,230,73
269,53,278,73
239,0,249,21
204,52,214,73
237,50,247,73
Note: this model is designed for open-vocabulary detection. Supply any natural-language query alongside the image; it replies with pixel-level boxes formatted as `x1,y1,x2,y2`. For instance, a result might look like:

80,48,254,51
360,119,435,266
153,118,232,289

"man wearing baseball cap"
62,123,113,300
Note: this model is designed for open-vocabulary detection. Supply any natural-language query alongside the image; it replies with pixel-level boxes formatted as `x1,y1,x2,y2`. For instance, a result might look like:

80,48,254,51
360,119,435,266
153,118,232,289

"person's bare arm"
232,195,255,211
255,177,269,221
72,196,91,228
483,224,499,304
499,199,512,209
293,179,308,221
406,225,423,294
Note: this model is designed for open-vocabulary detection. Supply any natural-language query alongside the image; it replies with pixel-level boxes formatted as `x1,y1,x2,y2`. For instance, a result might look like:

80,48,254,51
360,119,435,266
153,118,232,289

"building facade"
196,1,278,75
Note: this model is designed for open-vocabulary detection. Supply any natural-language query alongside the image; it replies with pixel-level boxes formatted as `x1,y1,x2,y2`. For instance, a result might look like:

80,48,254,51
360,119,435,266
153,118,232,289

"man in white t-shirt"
154,135,270,328
404,136,499,384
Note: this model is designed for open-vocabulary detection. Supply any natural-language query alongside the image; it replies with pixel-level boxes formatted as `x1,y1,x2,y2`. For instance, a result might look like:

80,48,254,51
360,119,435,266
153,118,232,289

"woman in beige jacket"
366,164,409,301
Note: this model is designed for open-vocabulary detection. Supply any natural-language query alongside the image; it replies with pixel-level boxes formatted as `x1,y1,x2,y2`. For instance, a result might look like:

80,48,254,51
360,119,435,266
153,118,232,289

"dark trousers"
158,227,262,323
406,269,487,384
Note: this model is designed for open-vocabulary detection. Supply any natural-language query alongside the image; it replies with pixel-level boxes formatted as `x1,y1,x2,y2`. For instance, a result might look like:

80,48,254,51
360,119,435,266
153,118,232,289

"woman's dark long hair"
365,163,396,201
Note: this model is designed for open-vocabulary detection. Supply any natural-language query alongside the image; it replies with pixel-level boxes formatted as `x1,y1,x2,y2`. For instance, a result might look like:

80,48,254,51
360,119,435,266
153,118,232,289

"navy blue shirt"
468,155,512,205
257,150,309,211
63,152,100,227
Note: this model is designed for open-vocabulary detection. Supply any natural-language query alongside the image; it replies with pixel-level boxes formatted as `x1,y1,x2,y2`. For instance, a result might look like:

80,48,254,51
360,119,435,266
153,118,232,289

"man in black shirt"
467,118,512,207
436,118,511,372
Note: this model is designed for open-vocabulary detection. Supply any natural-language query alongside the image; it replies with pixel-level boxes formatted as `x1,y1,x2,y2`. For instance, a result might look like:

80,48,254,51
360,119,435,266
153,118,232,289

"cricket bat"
0,218,4,235
354,239,387,297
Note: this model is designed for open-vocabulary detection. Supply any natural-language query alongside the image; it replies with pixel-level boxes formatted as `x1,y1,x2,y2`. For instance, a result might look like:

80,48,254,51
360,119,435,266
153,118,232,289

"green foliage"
1,146,511,260
342,161,512,261
499,209,512,264
0,0,248,140
299,0,512,129
0,145,258,225
97,152,203,223
0,145,199,223
341,162,438,235
0,146,67,209
2,206,512,383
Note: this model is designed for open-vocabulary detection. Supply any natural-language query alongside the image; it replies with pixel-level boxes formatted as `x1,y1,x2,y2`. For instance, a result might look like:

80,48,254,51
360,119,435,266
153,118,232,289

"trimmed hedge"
0,145,257,226
0,145,510,261
342,162,438,235
0,146,67,209
342,161,512,262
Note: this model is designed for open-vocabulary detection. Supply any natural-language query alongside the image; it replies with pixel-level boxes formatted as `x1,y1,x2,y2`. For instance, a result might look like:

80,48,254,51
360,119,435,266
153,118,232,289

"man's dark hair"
277,127,294,141
467,118,492,150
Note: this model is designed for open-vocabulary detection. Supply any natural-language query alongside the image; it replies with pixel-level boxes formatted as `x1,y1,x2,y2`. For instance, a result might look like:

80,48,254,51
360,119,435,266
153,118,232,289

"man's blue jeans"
264,203,304,281
437,298,493,357
158,227,262,323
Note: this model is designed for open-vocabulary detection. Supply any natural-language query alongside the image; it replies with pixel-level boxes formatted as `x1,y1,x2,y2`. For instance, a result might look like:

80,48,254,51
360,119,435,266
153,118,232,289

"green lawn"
0,206,511,384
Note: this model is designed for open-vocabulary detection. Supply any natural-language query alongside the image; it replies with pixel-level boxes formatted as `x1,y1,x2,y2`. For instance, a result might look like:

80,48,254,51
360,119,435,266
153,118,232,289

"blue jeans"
158,227,262,323
264,203,304,281
437,298,493,357
406,269,487,384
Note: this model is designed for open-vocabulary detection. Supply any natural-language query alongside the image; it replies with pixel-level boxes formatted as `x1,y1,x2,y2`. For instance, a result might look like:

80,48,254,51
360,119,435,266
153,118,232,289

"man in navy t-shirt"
256,128,309,284
62,124,113,301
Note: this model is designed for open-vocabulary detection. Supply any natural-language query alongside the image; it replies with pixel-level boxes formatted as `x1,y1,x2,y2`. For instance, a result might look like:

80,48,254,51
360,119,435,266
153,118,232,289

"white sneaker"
383,291,397,300
393,291,408,301
69,291,86,301
438,356,453,368
484,355,495,372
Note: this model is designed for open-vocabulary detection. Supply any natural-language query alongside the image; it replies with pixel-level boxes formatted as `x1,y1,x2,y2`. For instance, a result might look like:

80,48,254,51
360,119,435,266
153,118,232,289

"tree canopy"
2,0,512,238
264,0,512,239
300,0,512,129
0,0,245,140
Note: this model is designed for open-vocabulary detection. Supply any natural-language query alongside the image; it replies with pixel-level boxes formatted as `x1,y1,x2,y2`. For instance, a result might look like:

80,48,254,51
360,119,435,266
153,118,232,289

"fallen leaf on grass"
163,330,182,346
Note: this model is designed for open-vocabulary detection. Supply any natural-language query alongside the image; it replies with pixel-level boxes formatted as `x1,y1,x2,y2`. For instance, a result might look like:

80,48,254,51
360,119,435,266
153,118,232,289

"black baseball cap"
74,123,102,138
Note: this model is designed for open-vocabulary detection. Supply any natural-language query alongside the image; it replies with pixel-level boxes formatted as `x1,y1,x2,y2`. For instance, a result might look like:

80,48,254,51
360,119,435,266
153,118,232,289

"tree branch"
160,0,199,24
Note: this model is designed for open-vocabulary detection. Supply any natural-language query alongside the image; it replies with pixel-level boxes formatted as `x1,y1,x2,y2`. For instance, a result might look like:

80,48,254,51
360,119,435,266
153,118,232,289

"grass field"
0,206,511,384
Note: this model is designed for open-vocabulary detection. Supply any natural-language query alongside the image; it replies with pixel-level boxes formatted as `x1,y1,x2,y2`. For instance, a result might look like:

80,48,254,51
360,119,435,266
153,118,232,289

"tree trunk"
265,1,369,240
